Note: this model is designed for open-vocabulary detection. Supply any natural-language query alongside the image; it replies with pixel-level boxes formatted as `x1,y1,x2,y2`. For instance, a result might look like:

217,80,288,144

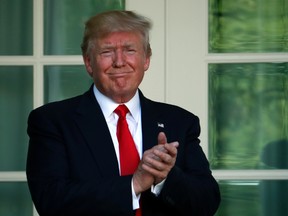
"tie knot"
114,104,129,118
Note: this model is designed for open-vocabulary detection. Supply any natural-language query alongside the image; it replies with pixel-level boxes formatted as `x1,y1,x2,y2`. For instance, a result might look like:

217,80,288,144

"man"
26,10,220,216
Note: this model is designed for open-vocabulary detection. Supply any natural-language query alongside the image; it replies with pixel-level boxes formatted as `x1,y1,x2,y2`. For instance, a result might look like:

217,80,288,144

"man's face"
84,31,150,103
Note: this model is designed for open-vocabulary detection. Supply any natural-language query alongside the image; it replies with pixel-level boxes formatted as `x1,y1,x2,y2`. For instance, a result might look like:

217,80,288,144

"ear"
83,55,93,77
143,56,151,72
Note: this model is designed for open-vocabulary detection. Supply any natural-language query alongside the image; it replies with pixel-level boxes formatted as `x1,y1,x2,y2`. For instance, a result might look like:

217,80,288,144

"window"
208,0,288,215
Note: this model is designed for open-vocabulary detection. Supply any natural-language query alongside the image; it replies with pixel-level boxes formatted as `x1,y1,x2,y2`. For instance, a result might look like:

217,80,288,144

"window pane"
209,63,288,169
0,182,33,216
0,0,33,55
216,180,288,216
209,0,288,53
0,66,33,171
44,65,93,103
44,0,125,55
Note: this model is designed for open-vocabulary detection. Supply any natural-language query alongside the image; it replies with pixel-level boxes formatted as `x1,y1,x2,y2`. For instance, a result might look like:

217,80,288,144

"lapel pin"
157,122,164,128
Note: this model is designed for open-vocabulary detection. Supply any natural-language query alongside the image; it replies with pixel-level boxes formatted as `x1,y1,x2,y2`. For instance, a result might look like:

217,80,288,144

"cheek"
92,61,114,84
94,58,113,73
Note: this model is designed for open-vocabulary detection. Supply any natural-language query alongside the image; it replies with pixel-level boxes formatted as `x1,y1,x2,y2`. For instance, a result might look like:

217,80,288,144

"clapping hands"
133,132,179,194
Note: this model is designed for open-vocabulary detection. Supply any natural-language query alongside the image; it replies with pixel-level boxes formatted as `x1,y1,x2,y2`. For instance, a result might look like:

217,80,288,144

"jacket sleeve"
26,107,135,216
157,114,221,216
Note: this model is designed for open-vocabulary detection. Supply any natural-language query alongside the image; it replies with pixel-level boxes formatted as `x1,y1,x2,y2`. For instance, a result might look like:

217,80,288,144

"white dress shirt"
93,85,164,210
93,85,142,209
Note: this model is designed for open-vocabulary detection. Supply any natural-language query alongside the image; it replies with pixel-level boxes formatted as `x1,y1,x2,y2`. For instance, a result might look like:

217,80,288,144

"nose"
112,50,126,68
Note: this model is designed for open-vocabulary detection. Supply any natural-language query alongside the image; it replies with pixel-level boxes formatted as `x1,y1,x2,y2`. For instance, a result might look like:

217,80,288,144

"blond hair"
81,10,152,57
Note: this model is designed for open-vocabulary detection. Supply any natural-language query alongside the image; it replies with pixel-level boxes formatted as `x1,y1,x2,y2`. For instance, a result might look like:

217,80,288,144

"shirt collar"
93,85,141,121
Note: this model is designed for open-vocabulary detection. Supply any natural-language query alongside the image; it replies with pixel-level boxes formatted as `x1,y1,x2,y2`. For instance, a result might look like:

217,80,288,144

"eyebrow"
100,42,136,50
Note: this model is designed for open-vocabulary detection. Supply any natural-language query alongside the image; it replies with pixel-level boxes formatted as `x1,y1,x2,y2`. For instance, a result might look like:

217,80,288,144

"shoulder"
31,85,94,113
31,94,83,116
140,93,199,123
140,95,201,141
28,88,93,124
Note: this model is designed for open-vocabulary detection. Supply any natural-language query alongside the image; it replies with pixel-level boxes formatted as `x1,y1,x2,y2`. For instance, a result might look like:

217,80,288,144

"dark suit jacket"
26,86,220,216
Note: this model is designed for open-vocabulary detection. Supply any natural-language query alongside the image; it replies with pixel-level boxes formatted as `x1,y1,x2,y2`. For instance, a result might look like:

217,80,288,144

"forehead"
96,31,143,47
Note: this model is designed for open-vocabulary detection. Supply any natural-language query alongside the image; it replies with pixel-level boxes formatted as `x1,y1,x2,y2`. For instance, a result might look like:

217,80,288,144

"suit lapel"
73,88,165,177
74,88,119,177
139,91,164,152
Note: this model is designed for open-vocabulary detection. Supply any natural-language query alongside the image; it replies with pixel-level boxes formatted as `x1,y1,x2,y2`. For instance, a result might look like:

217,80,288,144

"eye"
100,50,113,57
126,48,136,55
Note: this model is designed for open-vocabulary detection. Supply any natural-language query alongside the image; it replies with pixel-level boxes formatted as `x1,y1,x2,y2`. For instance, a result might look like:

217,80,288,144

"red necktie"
114,105,142,216
115,104,140,175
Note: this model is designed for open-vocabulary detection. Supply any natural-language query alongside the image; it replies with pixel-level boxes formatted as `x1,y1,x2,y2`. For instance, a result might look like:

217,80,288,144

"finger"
151,147,178,167
153,149,174,164
170,141,179,148
164,142,179,156
157,132,167,145
155,144,167,153
142,163,167,180
142,158,169,175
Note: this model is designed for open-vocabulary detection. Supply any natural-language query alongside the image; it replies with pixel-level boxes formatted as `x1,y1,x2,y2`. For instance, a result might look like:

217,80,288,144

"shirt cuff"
131,179,141,210
151,179,166,196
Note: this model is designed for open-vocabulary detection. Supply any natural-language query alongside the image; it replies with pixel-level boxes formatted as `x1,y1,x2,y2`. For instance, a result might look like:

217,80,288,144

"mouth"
107,71,133,77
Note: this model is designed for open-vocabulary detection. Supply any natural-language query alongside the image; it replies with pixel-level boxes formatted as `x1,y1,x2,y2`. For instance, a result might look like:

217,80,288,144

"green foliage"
209,0,288,52
209,63,288,169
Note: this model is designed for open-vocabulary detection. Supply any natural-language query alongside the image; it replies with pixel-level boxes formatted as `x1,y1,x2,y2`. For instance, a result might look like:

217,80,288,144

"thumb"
158,132,167,145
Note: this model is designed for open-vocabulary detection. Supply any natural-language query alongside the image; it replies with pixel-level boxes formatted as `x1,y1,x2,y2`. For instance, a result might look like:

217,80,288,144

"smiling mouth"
107,71,132,77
